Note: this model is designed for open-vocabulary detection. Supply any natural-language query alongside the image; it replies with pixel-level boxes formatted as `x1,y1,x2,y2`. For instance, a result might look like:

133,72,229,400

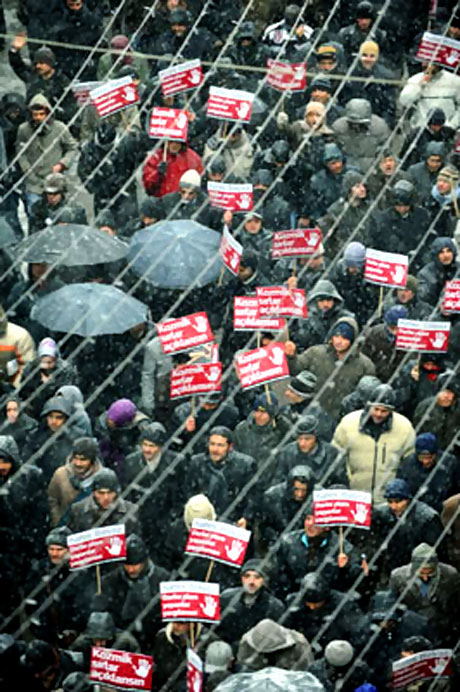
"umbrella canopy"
215,668,324,692
128,220,221,289
15,224,128,266
31,283,148,337
0,218,19,249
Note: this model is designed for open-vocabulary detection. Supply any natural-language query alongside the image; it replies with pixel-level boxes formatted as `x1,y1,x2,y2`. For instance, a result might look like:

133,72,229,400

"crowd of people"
1,0,460,690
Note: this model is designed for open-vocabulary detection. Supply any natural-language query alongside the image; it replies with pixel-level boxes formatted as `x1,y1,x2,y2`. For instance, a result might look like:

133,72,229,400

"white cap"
179,169,201,188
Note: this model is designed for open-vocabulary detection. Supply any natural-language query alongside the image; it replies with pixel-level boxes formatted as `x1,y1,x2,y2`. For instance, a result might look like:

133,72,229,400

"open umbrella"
128,220,221,289
214,668,324,692
31,283,148,337
15,224,128,265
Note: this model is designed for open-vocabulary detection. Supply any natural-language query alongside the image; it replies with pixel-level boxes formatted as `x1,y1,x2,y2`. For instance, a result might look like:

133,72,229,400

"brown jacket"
48,458,102,526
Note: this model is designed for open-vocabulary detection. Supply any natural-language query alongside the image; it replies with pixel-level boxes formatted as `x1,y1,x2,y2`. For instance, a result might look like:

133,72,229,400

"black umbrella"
129,220,221,289
31,283,148,336
15,224,128,266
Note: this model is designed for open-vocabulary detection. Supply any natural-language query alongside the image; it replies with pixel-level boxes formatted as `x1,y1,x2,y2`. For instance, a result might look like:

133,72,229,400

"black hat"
311,76,332,93
92,468,120,493
241,559,268,581
392,180,415,205
46,526,71,547
428,107,446,126
288,370,317,399
170,9,191,25
371,590,403,622
271,140,291,164
126,534,148,564
208,155,226,175
96,210,117,230
24,641,57,674
302,572,330,602
240,249,258,270
253,169,274,187
367,384,396,410
72,437,99,462
141,422,167,445
140,198,163,219
85,611,115,639
209,426,233,443
437,371,460,396
384,478,412,500
296,414,318,435
34,45,55,67
356,1,375,19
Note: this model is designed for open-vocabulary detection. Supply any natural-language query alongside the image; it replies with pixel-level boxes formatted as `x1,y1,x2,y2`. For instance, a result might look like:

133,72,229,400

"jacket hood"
342,170,363,196
323,142,344,165
0,435,20,468
28,93,53,112
410,542,438,570
432,236,457,260
288,464,315,486
425,141,445,159
327,315,359,343
243,619,296,653
356,375,382,400
56,385,84,409
1,92,26,115
345,98,372,123
41,396,72,418
309,279,343,303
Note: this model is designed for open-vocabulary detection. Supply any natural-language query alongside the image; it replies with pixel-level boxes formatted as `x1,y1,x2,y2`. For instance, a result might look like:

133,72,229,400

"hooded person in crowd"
361,306,409,382
0,392,38,451
332,98,390,172
236,618,313,672
72,610,140,670
424,166,460,238
407,142,445,202
366,150,410,211
340,375,382,417
293,279,354,350
28,172,87,232
282,370,336,440
382,274,432,321
309,639,374,692
332,384,415,503
330,242,379,327
401,107,456,168
338,1,387,62
307,143,352,219
395,353,447,419
414,371,460,451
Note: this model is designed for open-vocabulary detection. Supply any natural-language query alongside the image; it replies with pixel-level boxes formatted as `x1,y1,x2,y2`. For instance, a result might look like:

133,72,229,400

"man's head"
428,107,445,133
179,169,201,203
252,392,278,426
0,436,18,479
310,77,332,104
379,151,397,176
436,371,460,407
208,427,232,463
46,527,71,565
44,173,66,206
123,534,148,579
323,143,344,175
436,165,459,195
411,543,438,581
238,250,258,282
304,502,328,539
66,0,83,10
355,1,374,30
140,422,167,460
315,44,338,71
304,101,326,129
85,612,116,647
396,275,417,304
34,46,55,78
392,180,414,215
290,465,313,501
70,437,99,477
243,212,263,235
359,40,379,70
384,478,412,517
367,384,396,425
285,370,317,404
384,305,407,338
170,9,190,37
183,494,216,530
92,469,120,510
401,636,433,659
30,103,50,127
302,572,330,610
241,560,267,595
38,337,59,373
371,590,403,629
329,319,356,354
415,433,438,469
343,242,366,275
106,399,136,429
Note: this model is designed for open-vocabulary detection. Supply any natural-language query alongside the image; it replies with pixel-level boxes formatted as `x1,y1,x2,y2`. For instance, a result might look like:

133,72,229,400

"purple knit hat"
106,399,136,426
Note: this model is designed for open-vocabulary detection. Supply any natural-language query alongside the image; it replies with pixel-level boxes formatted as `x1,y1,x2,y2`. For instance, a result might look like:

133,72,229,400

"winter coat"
53,4,103,79
233,413,291,487
383,294,432,322
237,619,313,672
172,399,240,453
402,124,455,168
308,165,351,220
26,422,78,485
342,62,397,126
0,393,38,451
48,457,103,527
28,195,87,233
338,23,388,62
282,400,336,443
204,129,255,181
95,410,151,485
140,336,173,417
366,166,411,211
67,494,140,536
16,94,78,194
417,240,459,307
332,408,415,503
19,356,79,420
396,449,460,513
274,439,347,488
161,189,221,230
407,161,442,204
142,145,204,197
329,260,379,328
55,385,92,437
393,358,446,419
413,397,460,451
288,317,376,421
361,323,407,382
399,69,460,129
218,587,284,650
274,529,361,600
0,320,36,386
332,113,390,172
293,279,354,350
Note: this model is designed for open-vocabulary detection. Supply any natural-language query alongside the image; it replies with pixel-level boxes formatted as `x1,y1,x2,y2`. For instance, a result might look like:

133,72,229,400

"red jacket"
142,146,204,197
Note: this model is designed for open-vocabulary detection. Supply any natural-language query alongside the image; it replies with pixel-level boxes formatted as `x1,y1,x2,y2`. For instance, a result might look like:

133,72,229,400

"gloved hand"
158,161,167,177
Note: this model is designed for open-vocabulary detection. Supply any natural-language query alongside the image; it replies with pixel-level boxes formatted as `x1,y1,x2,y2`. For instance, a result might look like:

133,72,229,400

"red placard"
187,649,203,692
68,525,126,570
442,279,460,313
72,80,102,105
207,86,254,123
185,518,251,566
392,650,453,690
157,313,214,355
272,228,322,259
313,489,372,529
396,319,451,353
160,581,220,623
90,77,139,119
170,362,222,400
416,31,460,71
266,59,307,92
207,182,253,211
233,296,286,332
364,249,409,288
256,286,308,318
90,648,153,691
235,342,289,390
148,107,188,141
159,59,203,97
220,226,243,275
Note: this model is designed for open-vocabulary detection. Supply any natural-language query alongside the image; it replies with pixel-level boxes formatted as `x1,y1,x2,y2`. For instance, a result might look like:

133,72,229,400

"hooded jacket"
417,237,458,306
218,585,284,650
332,99,390,171
0,317,36,386
406,142,446,201
332,406,415,502
16,93,77,193
237,619,313,672
0,393,38,449
274,439,347,488
294,279,354,350
288,316,376,421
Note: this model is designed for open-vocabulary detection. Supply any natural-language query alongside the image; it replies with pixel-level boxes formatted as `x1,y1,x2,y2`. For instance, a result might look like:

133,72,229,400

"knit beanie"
325,640,354,667
344,242,366,269
415,432,438,454
384,478,412,500
428,108,446,126
46,526,71,547
72,437,99,462
438,165,459,184
125,534,148,564
384,305,407,326
404,274,417,294
180,169,201,188
288,371,317,399
330,321,355,343
411,543,438,569
241,559,268,582
252,391,278,416
184,494,216,529
106,399,136,426
38,337,59,359
34,46,56,67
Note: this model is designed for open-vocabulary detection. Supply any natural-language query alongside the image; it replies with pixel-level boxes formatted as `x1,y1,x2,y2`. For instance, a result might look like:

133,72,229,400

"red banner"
90,648,153,691
266,59,307,92
442,279,460,313
90,77,139,118
185,518,250,566
313,489,372,529
159,59,203,97
233,296,286,332
235,342,289,390
364,249,409,288
187,649,203,692
160,581,220,623
392,650,453,690
416,32,460,71
396,319,451,353
220,226,243,275
170,362,222,400
148,107,188,141
256,286,308,318
157,313,214,355
207,86,254,123
207,182,253,211
272,228,322,259
68,525,126,570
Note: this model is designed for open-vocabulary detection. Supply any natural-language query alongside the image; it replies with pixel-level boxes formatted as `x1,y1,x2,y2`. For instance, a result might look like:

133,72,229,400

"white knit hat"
179,169,201,188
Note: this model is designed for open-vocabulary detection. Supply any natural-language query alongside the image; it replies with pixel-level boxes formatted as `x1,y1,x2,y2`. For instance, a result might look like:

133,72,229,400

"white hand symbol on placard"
190,69,201,84
123,86,136,102
430,658,449,674
176,112,187,129
237,193,252,210
432,332,447,348
106,536,123,556
352,504,369,524
225,539,245,562
236,102,250,120
307,232,318,246
206,366,220,382
293,293,304,308
133,659,151,678
230,253,239,269
269,346,284,366
445,50,459,65
392,265,406,284
193,316,208,333
201,596,217,617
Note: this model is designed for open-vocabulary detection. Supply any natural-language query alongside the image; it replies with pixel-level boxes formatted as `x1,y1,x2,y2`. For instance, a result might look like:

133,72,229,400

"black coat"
329,260,379,329
67,494,140,536
414,398,460,451
217,586,284,650
397,450,460,513
274,439,348,487
260,477,314,548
